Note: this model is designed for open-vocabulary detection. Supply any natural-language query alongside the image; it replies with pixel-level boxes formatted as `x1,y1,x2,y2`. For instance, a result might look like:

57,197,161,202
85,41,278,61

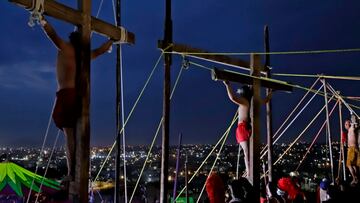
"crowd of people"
204,170,359,203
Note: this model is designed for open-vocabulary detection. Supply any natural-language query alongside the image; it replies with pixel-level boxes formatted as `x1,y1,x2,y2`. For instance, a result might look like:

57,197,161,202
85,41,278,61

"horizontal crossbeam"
158,41,252,71
9,0,135,44
212,68,293,92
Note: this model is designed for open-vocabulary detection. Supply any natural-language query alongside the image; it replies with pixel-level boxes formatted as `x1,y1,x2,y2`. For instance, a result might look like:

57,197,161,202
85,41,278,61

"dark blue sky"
0,0,359,147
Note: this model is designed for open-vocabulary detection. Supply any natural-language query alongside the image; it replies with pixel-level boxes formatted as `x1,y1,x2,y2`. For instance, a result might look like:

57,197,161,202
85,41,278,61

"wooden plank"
72,0,92,202
9,0,135,44
160,0,173,202
250,54,261,201
211,68,293,92
264,25,273,183
158,41,250,70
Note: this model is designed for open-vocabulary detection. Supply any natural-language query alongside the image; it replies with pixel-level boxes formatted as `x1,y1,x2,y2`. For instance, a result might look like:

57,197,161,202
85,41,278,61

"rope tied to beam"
27,0,45,27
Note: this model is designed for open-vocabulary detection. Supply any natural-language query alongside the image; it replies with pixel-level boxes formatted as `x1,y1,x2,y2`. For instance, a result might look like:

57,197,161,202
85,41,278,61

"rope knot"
27,0,45,27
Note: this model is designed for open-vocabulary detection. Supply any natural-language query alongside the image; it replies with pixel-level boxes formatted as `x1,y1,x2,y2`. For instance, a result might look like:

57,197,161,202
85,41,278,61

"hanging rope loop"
181,56,190,69
27,0,45,27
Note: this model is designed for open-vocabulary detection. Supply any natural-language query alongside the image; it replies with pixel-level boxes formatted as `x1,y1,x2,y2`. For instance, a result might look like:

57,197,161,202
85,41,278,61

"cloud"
0,60,56,90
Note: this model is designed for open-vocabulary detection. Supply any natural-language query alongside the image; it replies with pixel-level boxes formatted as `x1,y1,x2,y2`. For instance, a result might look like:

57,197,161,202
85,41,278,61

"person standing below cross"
40,17,113,182
345,117,359,186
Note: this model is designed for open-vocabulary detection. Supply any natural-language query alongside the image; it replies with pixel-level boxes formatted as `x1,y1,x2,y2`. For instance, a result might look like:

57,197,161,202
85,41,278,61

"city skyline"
0,0,359,147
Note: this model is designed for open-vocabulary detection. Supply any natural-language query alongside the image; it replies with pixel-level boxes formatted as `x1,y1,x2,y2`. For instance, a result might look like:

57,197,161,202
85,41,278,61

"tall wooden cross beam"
9,0,135,202
159,42,292,202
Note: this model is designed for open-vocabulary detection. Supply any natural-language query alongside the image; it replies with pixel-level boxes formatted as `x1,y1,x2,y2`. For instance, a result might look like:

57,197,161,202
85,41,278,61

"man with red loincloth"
40,17,113,183
223,81,253,177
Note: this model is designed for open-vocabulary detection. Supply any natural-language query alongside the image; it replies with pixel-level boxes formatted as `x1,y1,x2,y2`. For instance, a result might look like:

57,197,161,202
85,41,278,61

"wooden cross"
158,40,292,201
9,0,135,202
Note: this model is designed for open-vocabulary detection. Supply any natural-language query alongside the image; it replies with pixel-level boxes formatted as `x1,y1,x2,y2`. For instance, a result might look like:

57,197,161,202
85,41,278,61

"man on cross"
223,79,274,179
223,81,253,177
345,116,359,186
40,17,113,182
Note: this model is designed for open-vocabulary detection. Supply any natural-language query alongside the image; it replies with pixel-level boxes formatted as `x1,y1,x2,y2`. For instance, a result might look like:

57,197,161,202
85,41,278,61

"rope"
95,0,105,19
295,101,338,171
196,121,232,203
273,73,360,81
35,130,61,203
236,143,241,179
273,94,336,166
338,101,347,181
175,112,238,201
26,98,56,203
322,79,335,182
92,53,163,183
188,60,360,111
164,48,360,56
27,0,45,27
129,64,185,203
260,84,324,159
260,78,320,155
327,83,360,119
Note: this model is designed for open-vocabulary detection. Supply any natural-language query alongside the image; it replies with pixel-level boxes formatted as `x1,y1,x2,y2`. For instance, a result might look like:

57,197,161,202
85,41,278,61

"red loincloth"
52,88,77,129
236,121,251,143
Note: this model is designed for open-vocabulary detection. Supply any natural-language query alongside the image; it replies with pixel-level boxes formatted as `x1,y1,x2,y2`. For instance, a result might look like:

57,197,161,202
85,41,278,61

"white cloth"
320,188,331,202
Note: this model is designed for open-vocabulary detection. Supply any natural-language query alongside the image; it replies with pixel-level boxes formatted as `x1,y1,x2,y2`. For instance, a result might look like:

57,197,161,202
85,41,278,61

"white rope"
196,126,231,203
322,80,335,182
273,94,336,166
120,33,128,203
260,78,320,155
111,0,118,26
110,0,128,201
35,130,61,203
236,143,241,179
28,0,45,27
26,98,56,203
327,84,360,119
130,65,185,203
261,84,324,159
95,0,105,19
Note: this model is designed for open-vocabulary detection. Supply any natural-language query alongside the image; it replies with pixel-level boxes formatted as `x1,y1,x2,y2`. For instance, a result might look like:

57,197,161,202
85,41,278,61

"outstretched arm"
40,17,66,50
91,39,113,59
223,81,247,105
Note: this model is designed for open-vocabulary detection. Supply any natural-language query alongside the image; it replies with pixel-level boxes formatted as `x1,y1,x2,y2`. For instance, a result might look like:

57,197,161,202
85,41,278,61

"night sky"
0,0,359,147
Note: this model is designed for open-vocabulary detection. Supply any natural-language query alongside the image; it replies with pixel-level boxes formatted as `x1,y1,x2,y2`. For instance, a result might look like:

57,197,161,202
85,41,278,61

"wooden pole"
72,0,91,202
236,143,241,179
161,0,172,202
250,54,261,200
322,79,335,183
173,133,182,201
115,0,123,201
185,153,189,203
264,25,273,183
338,100,347,181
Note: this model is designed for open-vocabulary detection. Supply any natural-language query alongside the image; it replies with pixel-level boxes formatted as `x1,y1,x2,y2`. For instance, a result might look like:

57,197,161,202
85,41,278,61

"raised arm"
223,81,247,105
91,39,113,59
40,17,66,50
